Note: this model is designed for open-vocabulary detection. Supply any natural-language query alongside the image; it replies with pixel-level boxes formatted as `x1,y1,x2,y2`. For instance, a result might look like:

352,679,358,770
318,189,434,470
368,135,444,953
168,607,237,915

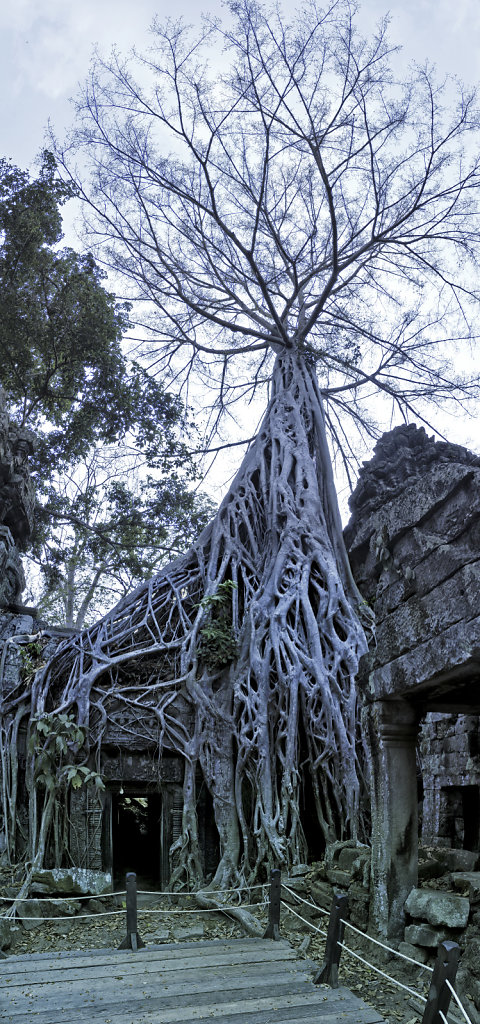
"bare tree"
9,0,480,883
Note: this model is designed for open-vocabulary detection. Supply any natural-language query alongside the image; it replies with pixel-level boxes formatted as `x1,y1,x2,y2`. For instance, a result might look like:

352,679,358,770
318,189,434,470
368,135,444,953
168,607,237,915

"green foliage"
198,581,238,671
0,152,214,625
19,639,46,684
0,153,133,475
28,712,104,793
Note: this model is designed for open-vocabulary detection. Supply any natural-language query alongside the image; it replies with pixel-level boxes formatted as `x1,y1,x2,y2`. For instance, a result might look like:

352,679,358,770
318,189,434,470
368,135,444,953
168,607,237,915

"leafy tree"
30,453,214,628
16,0,480,883
0,154,211,623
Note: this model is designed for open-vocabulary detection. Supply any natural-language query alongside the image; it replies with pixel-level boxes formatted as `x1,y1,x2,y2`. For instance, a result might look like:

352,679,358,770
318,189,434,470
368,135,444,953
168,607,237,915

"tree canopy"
0,154,212,624
56,0,480,464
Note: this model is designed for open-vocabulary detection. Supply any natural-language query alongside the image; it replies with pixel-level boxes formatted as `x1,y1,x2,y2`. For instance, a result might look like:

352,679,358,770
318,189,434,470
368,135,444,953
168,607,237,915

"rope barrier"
281,883,329,916
136,884,267,896
0,891,126,903
137,901,268,915
0,900,268,923
337,941,427,1002
339,916,434,973
446,980,475,1024
280,899,328,938
0,910,125,921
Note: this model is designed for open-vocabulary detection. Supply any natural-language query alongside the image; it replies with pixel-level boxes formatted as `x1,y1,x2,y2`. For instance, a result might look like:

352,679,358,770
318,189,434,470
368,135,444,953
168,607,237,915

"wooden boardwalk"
0,937,385,1023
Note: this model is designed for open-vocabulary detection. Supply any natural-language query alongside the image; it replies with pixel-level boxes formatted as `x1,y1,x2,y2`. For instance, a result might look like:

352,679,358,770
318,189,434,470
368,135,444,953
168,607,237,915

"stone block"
347,884,369,931
338,846,365,872
310,881,333,912
283,875,309,895
398,940,431,964
172,923,204,941
0,918,12,950
31,867,112,896
325,868,350,889
421,848,478,873
452,873,480,901
289,863,310,877
149,927,170,943
404,923,448,948
405,887,470,929
18,900,45,930
418,859,445,882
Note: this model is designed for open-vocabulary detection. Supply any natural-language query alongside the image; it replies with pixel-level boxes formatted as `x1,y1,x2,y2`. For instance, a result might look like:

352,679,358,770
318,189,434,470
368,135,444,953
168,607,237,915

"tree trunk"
27,350,369,885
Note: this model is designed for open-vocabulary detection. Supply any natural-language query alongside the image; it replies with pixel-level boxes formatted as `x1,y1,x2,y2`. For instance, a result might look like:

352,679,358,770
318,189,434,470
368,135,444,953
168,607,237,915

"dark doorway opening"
111,791,161,885
441,785,480,850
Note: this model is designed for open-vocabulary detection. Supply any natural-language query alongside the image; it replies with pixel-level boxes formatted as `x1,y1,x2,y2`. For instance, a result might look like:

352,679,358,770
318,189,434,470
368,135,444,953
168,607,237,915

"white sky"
3,0,479,178
2,0,480,508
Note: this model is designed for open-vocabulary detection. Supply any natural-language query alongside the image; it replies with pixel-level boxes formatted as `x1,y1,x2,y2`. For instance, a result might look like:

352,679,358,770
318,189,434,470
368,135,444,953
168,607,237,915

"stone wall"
421,713,480,851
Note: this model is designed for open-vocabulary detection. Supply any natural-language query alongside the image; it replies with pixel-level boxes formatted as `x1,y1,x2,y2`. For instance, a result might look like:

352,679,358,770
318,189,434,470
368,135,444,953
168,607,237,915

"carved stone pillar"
363,699,422,942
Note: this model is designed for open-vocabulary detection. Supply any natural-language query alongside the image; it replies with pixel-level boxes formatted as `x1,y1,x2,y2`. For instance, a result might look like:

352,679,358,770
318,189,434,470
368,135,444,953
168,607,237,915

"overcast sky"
2,0,479,173
2,0,479,501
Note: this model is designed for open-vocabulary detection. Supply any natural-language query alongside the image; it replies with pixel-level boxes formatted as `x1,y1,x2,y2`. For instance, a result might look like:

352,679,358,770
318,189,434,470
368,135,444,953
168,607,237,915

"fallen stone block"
420,848,478,873
405,887,470,929
398,940,431,964
172,923,204,941
404,923,448,948
451,873,480,901
325,868,350,889
31,867,112,896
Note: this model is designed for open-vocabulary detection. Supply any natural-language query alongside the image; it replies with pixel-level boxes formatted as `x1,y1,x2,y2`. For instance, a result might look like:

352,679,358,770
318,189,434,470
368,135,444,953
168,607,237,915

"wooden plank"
3,936,268,963
0,988,384,1024
0,962,310,1005
0,947,299,987
0,938,294,976
0,938,385,1024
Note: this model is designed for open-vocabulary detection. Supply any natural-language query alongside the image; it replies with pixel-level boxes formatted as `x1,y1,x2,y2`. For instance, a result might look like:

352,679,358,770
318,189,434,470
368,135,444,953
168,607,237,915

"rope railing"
280,899,328,938
446,980,474,1024
340,915,434,972
0,890,127,903
338,940,427,1002
274,875,472,1024
0,864,475,1024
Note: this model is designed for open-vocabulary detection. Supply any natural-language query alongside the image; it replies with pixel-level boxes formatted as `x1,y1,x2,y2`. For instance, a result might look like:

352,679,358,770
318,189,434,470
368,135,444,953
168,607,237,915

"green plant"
19,639,46,684
198,581,238,671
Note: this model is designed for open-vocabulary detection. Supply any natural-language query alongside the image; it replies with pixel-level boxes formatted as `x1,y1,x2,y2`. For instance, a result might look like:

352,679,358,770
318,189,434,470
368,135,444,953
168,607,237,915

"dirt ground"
0,876,437,1024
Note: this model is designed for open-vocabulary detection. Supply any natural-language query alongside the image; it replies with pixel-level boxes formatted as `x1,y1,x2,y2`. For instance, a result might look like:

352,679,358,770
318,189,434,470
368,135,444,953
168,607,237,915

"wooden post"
421,941,460,1024
118,872,145,951
314,893,348,988
263,868,281,940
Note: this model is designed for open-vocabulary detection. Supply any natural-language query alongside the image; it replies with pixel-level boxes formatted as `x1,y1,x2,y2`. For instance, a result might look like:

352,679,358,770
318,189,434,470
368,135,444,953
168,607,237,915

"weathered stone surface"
348,884,369,931
0,918,13,950
172,923,204,941
398,940,431,964
338,845,368,872
405,888,470,929
404,923,448,948
283,875,309,894
418,859,445,882
310,881,334,911
289,863,310,877
345,424,480,707
31,868,112,896
325,868,350,889
421,848,478,873
149,927,170,942
17,900,45,930
451,873,480,901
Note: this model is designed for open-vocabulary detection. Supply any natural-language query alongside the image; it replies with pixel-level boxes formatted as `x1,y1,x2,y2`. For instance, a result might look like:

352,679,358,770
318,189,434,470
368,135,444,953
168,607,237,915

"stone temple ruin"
345,423,480,942
1,402,480,1003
